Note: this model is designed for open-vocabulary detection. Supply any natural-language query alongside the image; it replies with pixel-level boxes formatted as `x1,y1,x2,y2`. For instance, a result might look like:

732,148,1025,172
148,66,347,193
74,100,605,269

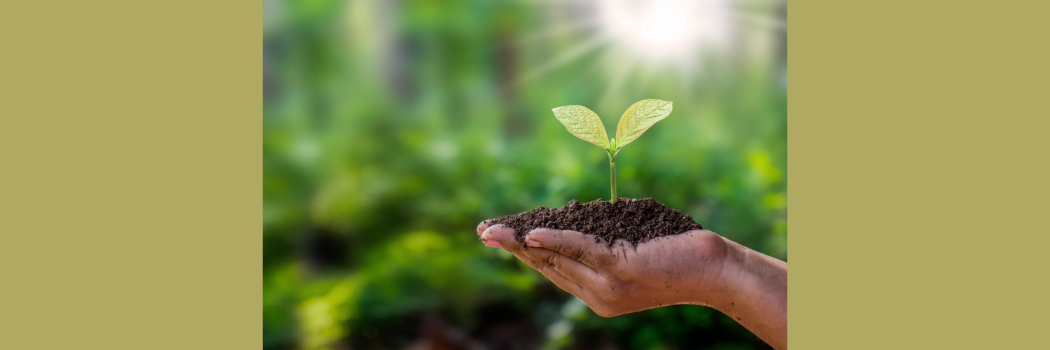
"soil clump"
489,198,703,248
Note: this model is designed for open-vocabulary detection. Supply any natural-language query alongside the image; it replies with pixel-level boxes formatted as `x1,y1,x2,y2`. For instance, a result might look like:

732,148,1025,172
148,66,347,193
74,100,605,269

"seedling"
552,99,673,203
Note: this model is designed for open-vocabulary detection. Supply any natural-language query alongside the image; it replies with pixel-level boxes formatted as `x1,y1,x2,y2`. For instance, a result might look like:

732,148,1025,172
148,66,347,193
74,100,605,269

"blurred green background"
264,0,785,349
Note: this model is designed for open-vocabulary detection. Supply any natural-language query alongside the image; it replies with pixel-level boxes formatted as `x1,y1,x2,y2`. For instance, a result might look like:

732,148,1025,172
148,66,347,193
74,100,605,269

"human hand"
477,220,727,315
476,220,787,350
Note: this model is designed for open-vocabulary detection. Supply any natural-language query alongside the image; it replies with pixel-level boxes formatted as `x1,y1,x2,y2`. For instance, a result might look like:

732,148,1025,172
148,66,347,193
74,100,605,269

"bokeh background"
264,0,785,349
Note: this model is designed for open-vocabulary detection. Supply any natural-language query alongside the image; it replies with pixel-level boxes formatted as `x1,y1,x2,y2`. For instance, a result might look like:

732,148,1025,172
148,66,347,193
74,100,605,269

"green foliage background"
264,1,785,349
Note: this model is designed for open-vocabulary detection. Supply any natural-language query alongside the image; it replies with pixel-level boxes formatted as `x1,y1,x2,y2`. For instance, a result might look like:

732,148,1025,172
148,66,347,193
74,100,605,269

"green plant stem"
608,151,617,203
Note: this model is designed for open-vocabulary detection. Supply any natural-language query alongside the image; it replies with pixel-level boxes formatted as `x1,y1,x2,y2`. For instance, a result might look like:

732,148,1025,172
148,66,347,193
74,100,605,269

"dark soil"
489,198,703,248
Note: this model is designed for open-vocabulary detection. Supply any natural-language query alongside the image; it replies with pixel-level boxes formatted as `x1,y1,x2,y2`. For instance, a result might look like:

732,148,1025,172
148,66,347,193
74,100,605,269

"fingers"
479,224,519,251
524,228,618,269
480,224,600,298
518,245,603,289
511,249,590,299
476,219,493,236
481,226,600,280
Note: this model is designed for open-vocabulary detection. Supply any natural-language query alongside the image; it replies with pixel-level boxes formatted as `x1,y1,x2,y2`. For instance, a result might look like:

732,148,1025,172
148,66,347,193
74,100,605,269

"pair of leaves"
552,99,673,153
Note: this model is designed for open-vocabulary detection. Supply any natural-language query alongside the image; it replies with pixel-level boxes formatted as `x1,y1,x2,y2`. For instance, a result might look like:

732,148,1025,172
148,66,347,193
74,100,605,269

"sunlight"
515,0,778,93
599,0,732,64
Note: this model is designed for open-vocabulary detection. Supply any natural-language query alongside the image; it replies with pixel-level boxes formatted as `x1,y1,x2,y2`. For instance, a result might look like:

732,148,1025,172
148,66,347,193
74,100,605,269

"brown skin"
477,220,787,350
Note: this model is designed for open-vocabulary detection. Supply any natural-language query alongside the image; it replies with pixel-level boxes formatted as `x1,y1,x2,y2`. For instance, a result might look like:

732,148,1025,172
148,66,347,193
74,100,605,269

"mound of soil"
489,198,703,248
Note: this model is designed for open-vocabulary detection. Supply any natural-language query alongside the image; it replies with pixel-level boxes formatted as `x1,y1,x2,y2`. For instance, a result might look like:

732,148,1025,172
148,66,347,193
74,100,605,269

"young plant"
552,99,673,203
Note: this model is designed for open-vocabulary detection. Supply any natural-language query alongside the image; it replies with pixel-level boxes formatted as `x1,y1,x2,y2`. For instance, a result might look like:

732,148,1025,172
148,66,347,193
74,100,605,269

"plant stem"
609,151,617,203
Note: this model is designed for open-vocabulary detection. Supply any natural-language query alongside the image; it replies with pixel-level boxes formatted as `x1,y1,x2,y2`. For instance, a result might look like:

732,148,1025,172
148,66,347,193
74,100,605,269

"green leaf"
552,105,610,149
615,99,673,150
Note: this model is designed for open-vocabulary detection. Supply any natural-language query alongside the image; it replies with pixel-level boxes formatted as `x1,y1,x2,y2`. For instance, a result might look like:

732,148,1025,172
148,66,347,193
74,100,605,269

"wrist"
661,230,733,308
699,235,788,349
686,233,740,309
685,233,787,313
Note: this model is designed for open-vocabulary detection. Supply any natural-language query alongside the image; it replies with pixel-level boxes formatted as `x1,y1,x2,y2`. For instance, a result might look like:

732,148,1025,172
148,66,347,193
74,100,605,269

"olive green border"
789,0,1049,348
2,1,1048,349
0,2,259,349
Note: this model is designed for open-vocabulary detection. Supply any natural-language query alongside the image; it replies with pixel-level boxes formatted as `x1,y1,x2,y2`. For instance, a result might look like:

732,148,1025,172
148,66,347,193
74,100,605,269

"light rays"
597,54,640,106
517,0,786,92
515,32,612,86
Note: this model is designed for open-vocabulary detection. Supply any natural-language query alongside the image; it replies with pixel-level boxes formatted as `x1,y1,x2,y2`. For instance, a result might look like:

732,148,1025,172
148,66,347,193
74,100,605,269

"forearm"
702,237,788,349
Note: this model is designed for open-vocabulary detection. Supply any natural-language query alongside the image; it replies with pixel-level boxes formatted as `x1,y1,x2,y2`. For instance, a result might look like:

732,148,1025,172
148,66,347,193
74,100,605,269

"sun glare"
517,0,777,97
599,0,731,64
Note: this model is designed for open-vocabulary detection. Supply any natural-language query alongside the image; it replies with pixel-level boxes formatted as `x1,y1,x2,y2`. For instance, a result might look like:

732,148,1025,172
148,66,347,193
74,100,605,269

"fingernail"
526,239,542,247
483,239,503,248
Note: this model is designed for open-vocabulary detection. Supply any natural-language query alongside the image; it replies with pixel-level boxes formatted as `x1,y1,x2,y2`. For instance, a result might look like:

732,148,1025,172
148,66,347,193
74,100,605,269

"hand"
477,221,727,314
477,220,787,350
